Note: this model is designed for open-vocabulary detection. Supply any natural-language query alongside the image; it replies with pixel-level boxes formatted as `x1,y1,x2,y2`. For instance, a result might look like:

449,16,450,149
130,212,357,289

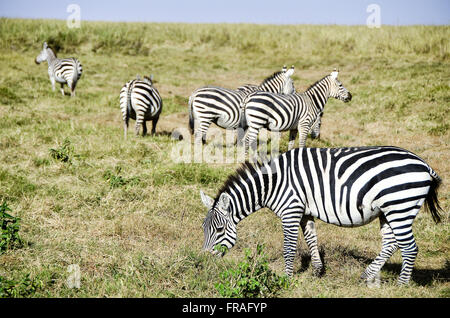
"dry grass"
0,18,449,298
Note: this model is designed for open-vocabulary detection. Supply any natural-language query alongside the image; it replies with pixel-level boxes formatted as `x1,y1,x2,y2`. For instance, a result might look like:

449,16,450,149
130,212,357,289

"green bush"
103,166,140,189
0,274,43,298
49,138,74,163
0,201,24,254
215,244,290,298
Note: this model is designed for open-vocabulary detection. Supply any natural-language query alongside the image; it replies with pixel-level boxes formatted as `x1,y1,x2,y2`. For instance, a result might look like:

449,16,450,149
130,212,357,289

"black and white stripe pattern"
188,66,295,144
35,42,82,97
201,146,442,285
243,70,352,153
119,75,163,137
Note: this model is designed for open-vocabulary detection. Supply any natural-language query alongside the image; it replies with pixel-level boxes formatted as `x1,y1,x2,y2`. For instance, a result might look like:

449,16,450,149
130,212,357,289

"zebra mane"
305,74,330,91
259,70,285,86
215,158,270,202
45,44,57,57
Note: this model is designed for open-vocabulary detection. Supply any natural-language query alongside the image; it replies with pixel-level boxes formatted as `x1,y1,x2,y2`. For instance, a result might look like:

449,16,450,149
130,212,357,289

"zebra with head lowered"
119,75,163,138
201,146,442,286
242,70,351,154
188,66,295,145
35,42,83,97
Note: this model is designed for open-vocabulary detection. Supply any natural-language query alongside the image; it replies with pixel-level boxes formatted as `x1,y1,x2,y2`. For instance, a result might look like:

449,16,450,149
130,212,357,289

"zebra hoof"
312,265,324,277
361,272,381,288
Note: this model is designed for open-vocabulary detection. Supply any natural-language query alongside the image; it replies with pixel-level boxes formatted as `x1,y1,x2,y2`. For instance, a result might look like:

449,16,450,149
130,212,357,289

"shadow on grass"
296,245,450,286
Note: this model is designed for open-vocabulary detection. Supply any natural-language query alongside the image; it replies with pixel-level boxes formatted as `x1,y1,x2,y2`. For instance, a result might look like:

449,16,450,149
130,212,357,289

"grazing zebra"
242,70,352,153
201,146,442,285
188,66,295,145
35,42,83,97
119,75,163,137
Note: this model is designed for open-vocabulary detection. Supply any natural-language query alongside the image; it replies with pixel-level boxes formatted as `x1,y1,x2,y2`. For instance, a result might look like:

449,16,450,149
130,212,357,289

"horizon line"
1,16,449,27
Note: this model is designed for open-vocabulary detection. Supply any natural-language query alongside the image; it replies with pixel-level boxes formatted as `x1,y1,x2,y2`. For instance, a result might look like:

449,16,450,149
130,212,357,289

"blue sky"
0,0,449,25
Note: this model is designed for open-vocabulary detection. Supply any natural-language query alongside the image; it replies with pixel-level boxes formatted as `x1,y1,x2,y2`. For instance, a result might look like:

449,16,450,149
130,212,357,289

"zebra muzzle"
345,92,352,102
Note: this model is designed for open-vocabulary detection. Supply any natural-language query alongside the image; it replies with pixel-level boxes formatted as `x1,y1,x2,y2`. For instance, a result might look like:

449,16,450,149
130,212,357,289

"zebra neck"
258,75,284,92
225,162,275,225
46,48,57,63
305,80,330,113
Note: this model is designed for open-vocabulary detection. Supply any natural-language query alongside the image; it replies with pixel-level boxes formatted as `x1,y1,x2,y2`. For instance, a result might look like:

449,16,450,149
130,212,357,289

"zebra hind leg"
142,121,148,137
123,118,129,139
244,126,260,156
135,119,143,136
194,120,210,145
236,127,246,146
70,80,78,97
60,83,65,96
288,130,298,151
151,116,159,136
382,204,422,285
300,215,323,276
360,214,398,288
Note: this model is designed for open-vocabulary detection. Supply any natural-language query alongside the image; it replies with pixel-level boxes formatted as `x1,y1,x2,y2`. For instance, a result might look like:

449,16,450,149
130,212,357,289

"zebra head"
282,77,296,94
328,70,352,102
35,42,49,64
281,65,295,94
259,65,295,94
201,191,237,256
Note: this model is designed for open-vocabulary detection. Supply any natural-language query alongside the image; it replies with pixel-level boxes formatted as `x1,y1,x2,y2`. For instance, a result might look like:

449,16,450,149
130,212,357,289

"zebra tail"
424,170,443,224
239,109,247,130
126,81,134,122
188,95,194,135
239,94,251,130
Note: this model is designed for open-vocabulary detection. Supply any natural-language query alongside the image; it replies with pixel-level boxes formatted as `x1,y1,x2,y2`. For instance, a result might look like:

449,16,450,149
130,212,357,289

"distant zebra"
35,42,83,97
242,70,352,153
201,146,442,285
119,75,163,137
188,66,295,145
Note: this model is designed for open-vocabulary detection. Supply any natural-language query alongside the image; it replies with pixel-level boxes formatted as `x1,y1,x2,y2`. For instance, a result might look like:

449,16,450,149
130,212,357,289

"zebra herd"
35,42,443,287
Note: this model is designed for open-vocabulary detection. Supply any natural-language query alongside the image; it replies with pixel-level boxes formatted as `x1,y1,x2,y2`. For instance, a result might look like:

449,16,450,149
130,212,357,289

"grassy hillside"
0,18,448,298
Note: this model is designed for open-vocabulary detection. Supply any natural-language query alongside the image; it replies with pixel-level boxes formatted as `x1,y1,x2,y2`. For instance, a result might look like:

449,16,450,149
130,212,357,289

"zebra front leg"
50,76,56,92
288,129,298,150
361,215,398,287
300,215,323,276
297,124,310,148
281,216,301,277
60,83,65,96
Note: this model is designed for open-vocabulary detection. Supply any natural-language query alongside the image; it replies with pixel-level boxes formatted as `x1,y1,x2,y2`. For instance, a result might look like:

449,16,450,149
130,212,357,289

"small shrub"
49,138,74,163
0,274,43,298
0,201,24,254
215,244,290,298
103,166,140,189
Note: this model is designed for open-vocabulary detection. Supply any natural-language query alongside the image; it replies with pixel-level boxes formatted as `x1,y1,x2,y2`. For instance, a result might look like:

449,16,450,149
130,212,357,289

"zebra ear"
43,42,48,49
217,193,230,214
330,69,339,79
282,65,287,72
285,65,294,77
200,190,214,209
